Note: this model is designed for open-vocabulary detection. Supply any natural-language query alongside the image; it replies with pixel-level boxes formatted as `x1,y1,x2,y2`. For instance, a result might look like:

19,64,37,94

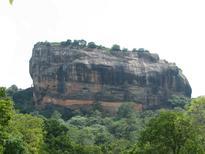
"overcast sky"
0,0,204,97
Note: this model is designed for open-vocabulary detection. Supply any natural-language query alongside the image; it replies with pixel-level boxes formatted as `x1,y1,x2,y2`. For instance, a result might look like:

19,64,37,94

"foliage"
79,39,87,48
6,85,18,97
168,95,190,108
91,102,103,113
187,96,205,147
42,38,150,54
61,39,72,46
72,40,80,47
116,103,134,119
87,42,97,49
9,0,14,5
187,96,205,125
137,109,159,125
138,48,145,52
104,139,131,154
2,84,205,153
50,110,62,120
0,87,14,147
132,48,137,52
44,118,75,153
122,48,128,52
0,99,14,127
134,111,203,154
8,114,44,154
4,137,27,154
0,87,6,98
68,115,88,128
12,88,34,113
111,44,121,51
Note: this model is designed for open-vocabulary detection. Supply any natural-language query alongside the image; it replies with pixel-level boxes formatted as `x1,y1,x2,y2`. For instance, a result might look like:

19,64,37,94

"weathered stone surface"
29,42,191,110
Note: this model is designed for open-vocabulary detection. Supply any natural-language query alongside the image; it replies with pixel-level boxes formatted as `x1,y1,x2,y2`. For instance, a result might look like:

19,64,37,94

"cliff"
29,41,191,111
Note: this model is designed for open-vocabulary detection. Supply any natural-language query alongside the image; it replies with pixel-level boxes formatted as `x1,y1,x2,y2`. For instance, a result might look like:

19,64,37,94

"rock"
29,42,191,110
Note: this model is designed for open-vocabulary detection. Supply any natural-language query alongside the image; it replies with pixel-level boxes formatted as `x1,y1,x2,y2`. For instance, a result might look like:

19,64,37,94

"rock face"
29,42,191,111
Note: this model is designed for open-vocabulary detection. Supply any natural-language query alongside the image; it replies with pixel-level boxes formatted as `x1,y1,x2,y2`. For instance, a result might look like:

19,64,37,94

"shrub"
45,41,51,47
122,48,128,52
135,111,204,154
79,39,87,48
66,39,72,45
138,48,145,52
61,39,72,46
87,42,97,49
111,44,121,51
72,40,80,47
132,48,137,52
168,95,190,108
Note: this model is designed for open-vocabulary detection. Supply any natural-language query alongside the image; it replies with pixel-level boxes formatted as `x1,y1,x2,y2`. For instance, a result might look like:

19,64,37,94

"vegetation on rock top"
37,39,149,53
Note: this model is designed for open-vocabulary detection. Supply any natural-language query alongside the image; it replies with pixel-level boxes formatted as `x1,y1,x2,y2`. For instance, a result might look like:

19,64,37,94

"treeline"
1,86,205,153
42,39,148,53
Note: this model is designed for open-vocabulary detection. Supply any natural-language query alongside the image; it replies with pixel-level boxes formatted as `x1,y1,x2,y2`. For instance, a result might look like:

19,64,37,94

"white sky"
0,0,205,97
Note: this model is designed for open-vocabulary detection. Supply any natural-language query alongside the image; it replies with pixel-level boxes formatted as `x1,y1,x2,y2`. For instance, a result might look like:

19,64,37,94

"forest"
0,86,205,154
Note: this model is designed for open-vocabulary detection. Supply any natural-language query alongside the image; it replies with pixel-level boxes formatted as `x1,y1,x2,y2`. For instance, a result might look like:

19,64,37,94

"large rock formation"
29,41,191,111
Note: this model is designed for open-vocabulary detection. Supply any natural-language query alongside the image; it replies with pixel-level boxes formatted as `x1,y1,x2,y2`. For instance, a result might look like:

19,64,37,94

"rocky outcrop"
29,41,191,111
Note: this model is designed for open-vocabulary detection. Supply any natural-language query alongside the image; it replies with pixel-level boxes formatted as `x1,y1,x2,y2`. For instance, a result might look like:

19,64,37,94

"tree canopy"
133,111,204,154
1,85,205,153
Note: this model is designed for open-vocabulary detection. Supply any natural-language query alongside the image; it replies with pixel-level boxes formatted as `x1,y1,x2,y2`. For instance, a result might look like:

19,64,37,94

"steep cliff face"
29,42,191,110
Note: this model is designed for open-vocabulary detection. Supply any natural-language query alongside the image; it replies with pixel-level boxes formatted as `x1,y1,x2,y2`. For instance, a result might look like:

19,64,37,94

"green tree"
122,48,128,52
4,137,27,154
108,116,141,142
111,44,121,51
72,40,80,47
77,127,95,145
116,103,134,119
91,102,103,113
132,48,137,52
50,110,62,120
87,42,97,49
74,144,103,154
105,139,131,154
8,114,44,154
138,48,145,52
187,96,205,148
134,111,203,154
9,0,14,5
0,87,14,146
6,84,18,97
12,88,34,113
44,119,74,153
187,96,205,125
0,87,29,154
0,99,14,127
61,39,72,46
168,95,190,108
68,116,88,128
79,39,87,48
0,87,6,98
89,124,113,145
